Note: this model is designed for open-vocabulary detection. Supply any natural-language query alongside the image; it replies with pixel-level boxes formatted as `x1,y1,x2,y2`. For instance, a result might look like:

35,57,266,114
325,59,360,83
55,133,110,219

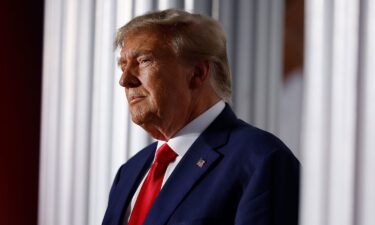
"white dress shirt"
125,100,225,221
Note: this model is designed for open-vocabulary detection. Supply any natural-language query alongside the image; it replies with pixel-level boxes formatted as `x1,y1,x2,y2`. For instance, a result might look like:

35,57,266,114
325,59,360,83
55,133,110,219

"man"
102,9,299,225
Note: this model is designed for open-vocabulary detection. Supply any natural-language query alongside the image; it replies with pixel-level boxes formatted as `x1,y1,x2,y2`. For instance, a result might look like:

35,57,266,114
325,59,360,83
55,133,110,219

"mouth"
128,95,146,104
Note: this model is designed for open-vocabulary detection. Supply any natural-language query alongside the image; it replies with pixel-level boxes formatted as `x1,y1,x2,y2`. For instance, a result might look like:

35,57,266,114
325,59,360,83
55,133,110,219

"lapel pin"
196,158,206,168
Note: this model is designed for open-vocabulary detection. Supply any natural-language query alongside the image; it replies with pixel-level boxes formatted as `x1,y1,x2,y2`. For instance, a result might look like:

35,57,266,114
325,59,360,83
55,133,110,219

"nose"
119,65,141,88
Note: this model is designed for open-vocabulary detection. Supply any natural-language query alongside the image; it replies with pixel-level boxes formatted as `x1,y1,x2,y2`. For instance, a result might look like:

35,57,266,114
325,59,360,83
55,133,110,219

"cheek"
143,66,191,102
143,73,168,95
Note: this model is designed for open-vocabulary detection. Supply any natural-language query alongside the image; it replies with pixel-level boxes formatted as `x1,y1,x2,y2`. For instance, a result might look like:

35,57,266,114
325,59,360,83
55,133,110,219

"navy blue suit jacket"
102,105,300,225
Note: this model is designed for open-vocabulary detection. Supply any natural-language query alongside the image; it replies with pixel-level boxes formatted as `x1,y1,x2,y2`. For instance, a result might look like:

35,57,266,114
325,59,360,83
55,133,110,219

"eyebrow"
117,49,153,66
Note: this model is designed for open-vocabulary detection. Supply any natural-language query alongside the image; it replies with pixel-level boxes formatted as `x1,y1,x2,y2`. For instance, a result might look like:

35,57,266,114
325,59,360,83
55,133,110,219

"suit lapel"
109,143,157,225
143,105,237,225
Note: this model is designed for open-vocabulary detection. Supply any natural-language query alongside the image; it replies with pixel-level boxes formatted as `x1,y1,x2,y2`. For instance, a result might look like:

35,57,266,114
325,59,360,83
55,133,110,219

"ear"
190,60,211,88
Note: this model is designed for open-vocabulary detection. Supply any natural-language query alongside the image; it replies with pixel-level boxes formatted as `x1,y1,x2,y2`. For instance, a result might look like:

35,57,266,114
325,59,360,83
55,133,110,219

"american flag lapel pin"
196,158,206,168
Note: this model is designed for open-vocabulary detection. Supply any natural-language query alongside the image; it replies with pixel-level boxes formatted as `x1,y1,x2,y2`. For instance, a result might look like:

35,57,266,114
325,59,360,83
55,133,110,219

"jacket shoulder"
225,119,299,167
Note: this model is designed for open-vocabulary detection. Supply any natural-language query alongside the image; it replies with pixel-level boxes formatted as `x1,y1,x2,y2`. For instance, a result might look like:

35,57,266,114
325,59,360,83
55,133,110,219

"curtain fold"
300,0,375,225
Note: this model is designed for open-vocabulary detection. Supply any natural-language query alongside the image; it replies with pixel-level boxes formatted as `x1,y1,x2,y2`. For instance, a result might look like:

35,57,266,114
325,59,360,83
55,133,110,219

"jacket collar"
108,142,157,225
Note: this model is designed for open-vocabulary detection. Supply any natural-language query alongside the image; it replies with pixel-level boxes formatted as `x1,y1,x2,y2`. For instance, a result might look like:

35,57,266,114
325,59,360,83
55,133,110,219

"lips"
128,94,146,104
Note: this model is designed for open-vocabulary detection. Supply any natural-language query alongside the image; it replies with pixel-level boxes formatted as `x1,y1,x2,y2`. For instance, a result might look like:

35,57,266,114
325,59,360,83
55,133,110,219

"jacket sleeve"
235,149,300,225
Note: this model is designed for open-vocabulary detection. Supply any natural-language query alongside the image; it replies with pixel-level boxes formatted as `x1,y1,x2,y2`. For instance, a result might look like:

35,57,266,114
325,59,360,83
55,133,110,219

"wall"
0,0,44,224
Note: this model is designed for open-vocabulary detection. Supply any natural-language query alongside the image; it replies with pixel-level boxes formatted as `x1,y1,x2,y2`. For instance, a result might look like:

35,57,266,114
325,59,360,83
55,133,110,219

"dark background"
0,0,44,224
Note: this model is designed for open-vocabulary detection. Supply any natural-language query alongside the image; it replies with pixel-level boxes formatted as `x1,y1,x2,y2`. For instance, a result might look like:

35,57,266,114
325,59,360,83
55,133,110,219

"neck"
144,94,221,141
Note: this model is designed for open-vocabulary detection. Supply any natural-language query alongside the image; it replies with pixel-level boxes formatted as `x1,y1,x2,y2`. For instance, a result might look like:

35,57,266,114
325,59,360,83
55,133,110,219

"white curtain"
39,0,285,225
300,0,375,225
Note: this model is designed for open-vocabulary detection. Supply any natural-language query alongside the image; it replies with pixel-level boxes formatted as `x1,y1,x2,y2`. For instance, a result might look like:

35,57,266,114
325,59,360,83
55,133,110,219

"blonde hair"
115,9,232,102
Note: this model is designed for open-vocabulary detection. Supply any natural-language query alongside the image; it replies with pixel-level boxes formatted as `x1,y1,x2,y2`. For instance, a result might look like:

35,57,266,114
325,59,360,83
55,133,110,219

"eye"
138,56,152,67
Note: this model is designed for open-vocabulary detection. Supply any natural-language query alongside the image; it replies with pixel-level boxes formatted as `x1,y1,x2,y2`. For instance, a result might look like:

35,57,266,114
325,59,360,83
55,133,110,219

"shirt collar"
157,100,225,158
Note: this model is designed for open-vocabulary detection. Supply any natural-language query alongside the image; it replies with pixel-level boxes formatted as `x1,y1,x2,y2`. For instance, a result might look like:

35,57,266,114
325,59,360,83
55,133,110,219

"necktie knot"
155,143,177,165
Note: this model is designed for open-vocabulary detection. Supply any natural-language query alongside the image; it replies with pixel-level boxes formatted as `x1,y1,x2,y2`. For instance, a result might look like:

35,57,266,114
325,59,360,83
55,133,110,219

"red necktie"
128,143,177,225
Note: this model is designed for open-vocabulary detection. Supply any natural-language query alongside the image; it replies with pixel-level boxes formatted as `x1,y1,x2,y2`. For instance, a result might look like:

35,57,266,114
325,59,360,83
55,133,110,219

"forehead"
120,30,176,58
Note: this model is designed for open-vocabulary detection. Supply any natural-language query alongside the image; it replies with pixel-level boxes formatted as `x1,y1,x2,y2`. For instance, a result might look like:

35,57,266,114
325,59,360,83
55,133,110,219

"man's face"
118,30,194,139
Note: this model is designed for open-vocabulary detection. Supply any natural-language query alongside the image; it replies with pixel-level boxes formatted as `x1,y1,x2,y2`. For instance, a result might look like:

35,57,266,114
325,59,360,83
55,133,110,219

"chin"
130,114,145,126
130,109,154,126
129,104,147,122
129,109,144,124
